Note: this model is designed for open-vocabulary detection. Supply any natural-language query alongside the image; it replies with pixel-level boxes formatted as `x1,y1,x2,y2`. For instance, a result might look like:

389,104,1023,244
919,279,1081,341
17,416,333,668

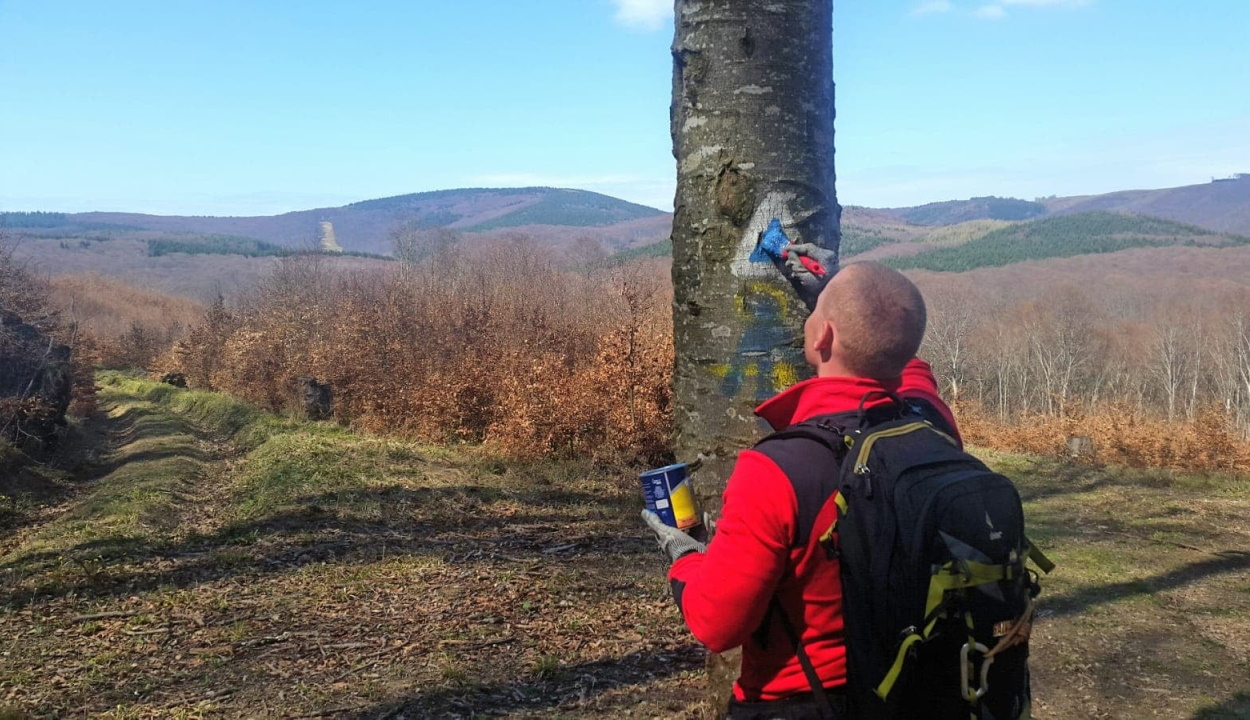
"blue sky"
1,0,1248,215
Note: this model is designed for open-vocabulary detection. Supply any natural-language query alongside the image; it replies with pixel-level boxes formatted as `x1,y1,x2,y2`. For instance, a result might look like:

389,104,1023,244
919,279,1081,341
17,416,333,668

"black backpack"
753,395,1054,720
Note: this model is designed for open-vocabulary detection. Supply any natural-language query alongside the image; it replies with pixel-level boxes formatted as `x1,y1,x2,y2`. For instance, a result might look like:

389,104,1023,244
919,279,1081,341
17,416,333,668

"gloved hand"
780,243,838,311
641,510,707,563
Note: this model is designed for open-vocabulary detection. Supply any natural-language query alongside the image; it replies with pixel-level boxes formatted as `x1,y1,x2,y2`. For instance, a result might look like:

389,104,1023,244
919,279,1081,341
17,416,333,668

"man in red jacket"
644,261,961,720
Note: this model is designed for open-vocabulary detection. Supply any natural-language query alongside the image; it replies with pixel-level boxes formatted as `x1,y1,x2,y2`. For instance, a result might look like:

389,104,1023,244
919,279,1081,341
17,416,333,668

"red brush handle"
799,255,826,277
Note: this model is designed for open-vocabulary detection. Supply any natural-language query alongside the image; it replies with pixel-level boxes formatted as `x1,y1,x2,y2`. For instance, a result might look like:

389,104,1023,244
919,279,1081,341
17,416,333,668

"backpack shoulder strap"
752,412,856,547
770,597,838,720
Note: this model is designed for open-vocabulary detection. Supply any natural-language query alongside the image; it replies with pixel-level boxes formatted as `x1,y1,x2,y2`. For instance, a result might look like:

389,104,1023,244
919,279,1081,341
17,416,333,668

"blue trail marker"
748,218,792,264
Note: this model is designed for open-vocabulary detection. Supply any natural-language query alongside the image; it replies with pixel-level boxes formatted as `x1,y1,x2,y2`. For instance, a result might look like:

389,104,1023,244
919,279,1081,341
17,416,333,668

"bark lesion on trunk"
715,162,755,228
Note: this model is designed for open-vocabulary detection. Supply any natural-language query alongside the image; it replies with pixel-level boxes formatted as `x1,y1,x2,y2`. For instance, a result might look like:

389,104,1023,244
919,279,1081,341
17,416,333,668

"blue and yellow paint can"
639,463,700,531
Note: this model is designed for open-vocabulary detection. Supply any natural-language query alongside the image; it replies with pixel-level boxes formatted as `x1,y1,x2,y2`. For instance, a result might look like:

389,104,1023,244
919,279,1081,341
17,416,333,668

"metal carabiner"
960,641,994,703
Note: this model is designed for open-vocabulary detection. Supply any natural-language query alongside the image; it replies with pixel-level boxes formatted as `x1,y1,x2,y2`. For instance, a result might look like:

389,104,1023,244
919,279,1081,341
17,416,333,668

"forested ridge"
886,195,1048,225
887,211,1247,272
146,235,391,260
146,235,295,258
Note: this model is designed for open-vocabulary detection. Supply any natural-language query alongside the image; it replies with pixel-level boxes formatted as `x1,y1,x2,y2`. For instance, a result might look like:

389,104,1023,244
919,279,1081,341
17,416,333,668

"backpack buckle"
960,641,993,703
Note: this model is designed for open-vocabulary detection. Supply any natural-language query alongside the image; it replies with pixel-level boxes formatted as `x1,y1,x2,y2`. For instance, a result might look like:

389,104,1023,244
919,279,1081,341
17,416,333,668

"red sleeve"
667,450,796,654
898,357,963,447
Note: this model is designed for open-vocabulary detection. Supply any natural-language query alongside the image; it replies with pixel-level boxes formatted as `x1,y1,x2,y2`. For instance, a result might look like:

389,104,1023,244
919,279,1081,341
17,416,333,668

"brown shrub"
0,238,94,439
958,402,1250,473
170,242,673,464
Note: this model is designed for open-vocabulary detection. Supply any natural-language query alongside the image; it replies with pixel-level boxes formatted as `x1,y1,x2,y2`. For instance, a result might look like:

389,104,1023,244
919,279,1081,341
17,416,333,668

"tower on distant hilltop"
318,221,344,253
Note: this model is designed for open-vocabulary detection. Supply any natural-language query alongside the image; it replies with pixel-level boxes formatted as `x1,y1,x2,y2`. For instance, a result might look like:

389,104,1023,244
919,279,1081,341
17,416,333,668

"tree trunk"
669,1,838,715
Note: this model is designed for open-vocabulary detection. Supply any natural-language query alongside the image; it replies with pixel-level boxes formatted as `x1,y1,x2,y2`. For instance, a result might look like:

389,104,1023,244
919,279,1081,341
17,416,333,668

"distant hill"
885,212,1248,273
876,176,1250,237
8,176,1249,272
2,188,668,256
882,196,1048,226
1042,175,1250,236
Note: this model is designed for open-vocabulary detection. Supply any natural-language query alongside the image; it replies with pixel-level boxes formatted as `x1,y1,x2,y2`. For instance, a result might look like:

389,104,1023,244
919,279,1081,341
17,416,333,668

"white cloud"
972,4,1008,19
611,0,671,31
910,1,954,17
973,0,1092,18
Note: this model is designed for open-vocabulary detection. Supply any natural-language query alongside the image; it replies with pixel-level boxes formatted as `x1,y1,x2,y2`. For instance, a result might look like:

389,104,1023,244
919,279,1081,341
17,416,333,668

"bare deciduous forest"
116,239,1250,474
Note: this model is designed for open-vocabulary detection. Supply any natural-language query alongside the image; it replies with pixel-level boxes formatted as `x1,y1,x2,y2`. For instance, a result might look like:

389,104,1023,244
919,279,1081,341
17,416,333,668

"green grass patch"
4,389,214,567
92,373,503,529
97,372,280,449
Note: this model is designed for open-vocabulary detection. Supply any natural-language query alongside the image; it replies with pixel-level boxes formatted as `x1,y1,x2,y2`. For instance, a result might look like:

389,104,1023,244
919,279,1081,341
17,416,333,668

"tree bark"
669,1,838,714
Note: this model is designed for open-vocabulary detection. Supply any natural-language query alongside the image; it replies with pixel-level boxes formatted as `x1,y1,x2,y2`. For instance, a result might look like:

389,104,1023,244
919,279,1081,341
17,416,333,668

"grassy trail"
2,375,1249,718
1,374,704,719
1001,452,1250,719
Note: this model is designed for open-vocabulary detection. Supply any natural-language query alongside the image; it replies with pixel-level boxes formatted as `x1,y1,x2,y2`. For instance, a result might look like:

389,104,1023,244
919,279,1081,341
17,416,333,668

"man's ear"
815,319,835,355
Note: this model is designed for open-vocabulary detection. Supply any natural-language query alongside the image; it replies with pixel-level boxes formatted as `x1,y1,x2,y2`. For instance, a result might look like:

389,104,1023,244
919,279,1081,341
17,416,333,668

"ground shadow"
1010,459,1202,506
0,404,129,533
1044,551,1250,619
1,483,651,610
1012,461,1108,503
1191,691,1250,719
344,646,703,720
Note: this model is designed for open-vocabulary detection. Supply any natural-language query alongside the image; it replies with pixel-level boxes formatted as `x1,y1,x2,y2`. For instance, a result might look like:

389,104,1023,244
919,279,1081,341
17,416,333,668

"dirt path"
3,378,1249,719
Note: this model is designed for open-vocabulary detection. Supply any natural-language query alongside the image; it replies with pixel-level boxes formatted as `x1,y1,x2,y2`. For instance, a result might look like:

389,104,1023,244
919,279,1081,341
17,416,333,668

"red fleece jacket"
668,358,960,702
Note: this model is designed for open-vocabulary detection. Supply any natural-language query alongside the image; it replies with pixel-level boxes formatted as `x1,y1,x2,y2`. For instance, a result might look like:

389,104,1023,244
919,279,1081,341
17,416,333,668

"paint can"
639,463,700,531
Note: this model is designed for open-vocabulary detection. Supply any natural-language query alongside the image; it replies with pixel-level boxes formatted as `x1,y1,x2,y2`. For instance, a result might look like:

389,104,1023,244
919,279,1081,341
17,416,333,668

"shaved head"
805,262,927,379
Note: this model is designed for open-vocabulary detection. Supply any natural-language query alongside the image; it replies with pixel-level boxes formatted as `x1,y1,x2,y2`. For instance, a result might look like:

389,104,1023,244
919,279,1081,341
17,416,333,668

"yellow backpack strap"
1024,536,1055,574
877,632,926,700
816,492,850,546
876,560,1019,701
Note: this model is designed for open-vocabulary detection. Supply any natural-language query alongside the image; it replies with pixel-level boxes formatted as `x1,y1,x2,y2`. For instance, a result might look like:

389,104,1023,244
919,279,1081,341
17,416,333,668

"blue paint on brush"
749,218,791,263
